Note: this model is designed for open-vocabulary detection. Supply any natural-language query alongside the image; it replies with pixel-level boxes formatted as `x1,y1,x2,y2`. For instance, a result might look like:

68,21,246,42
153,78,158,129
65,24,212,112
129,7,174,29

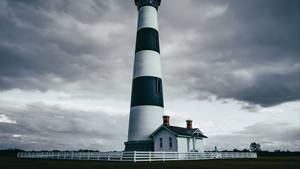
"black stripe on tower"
131,76,163,107
135,28,160,53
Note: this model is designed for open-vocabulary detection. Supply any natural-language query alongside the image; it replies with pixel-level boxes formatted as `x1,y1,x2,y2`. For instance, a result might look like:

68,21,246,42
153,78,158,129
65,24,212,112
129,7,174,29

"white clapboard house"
151,116,207,152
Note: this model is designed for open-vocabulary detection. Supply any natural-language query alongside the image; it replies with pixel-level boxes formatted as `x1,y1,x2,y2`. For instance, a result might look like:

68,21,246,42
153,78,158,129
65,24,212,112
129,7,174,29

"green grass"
0,156,299,169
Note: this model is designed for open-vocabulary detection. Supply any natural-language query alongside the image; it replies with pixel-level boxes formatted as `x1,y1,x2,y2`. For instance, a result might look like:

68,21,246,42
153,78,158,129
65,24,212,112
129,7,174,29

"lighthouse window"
156,79,161,94
169,137,172,148
160,138,163,148
153,32,159,49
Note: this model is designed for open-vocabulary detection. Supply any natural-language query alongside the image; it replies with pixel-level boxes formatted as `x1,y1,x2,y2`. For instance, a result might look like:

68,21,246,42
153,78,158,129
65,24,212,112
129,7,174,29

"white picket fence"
17,151,257,162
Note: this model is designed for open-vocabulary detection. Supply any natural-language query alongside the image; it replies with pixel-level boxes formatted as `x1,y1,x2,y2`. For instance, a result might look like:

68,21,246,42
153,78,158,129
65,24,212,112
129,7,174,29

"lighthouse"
125,0,163,151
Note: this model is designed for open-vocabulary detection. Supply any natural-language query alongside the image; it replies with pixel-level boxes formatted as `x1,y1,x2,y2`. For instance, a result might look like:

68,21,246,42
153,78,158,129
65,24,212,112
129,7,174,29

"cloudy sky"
0,0,299,151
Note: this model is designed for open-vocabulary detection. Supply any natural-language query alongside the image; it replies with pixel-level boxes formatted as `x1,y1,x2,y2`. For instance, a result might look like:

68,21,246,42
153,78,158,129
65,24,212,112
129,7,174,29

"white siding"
195,138,204,152
177,137,204,152
177,137,187,152
152,128,206,152
153,128,177,152
189,138,194,152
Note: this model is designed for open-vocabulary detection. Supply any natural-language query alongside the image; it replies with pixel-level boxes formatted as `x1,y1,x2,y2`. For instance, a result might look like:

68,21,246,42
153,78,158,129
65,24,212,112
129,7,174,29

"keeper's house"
151,116,207,152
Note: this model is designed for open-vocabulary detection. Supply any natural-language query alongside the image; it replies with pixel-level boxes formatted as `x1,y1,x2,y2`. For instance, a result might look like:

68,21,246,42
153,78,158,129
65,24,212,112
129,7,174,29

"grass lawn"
0,156,299,169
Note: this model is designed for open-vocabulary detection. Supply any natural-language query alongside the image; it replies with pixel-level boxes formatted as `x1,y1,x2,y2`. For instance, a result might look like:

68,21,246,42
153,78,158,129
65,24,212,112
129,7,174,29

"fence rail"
17,151,257,162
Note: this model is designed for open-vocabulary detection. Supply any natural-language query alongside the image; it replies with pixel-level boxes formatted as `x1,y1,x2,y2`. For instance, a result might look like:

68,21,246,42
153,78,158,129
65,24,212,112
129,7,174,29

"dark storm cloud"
0,0,299,106
0,102,128,150
0,0,135,96
160,0,300,107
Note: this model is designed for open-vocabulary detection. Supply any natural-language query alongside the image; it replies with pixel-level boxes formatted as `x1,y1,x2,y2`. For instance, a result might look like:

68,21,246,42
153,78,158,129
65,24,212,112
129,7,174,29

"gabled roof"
151,125,208,138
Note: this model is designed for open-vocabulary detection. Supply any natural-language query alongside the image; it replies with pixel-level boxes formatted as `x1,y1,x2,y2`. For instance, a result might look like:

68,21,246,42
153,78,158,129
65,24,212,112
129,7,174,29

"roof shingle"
152,125,208,138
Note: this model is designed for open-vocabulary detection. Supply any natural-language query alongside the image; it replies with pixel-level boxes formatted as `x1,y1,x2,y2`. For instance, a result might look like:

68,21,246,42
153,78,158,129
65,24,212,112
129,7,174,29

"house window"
169,137,172,148
156,79,161,94
159,138,163,148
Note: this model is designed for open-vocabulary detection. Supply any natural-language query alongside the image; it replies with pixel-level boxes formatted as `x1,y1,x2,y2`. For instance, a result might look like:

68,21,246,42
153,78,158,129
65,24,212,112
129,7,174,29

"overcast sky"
0,0,299,151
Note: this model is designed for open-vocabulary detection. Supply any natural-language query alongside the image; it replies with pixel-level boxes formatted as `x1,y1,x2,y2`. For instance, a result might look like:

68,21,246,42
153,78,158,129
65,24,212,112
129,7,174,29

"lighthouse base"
124,140,154,151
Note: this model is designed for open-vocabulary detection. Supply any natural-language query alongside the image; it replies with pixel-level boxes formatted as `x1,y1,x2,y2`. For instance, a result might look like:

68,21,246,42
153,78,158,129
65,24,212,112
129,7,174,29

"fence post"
133,151,136,162
120,151,123,161
163,152,165,162
149,152,151,162
108,152,110,161
88,152,90,160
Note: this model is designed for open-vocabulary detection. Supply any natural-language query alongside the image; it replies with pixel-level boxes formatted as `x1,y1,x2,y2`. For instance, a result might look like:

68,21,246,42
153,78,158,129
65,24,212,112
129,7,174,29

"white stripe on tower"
133,50,161,79
137,6,158,31
127,106,163,141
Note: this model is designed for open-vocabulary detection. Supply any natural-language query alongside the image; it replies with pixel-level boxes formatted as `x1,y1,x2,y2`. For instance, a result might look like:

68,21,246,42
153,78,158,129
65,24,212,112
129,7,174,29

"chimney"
163,115,170,126
186,120,192,129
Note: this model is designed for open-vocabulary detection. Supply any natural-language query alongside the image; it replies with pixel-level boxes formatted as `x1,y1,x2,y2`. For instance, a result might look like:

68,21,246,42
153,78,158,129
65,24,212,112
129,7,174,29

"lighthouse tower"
125,0,163,151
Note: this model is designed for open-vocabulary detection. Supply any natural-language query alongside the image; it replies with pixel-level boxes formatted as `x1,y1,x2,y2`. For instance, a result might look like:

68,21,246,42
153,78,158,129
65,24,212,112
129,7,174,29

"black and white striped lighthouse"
125,0,163,151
